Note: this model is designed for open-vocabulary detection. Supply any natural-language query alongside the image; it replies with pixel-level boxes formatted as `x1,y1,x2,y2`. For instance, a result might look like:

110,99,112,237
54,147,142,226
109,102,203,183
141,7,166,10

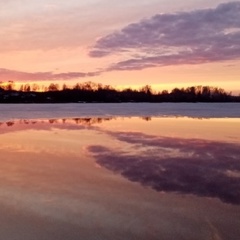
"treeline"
0,81,239,103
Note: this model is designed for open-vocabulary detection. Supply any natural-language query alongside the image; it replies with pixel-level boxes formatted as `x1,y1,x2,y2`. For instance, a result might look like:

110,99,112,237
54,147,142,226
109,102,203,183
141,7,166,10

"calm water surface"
0,102,240,120
0,109,240,239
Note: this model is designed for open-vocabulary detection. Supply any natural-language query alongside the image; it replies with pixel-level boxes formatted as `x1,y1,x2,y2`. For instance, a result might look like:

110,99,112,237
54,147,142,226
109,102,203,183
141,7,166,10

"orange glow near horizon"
1,80,238,95
0,1,239,95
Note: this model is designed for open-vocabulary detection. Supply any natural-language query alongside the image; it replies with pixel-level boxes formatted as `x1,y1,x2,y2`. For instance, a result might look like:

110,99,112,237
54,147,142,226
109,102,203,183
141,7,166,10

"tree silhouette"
0,81,238,103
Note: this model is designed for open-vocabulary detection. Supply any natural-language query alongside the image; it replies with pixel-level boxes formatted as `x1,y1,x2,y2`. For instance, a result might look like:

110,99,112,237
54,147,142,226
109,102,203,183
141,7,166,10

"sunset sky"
0,0,240,93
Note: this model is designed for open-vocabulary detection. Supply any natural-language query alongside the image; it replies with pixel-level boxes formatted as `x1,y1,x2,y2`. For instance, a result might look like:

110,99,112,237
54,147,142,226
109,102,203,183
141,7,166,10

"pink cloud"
0,68,99,82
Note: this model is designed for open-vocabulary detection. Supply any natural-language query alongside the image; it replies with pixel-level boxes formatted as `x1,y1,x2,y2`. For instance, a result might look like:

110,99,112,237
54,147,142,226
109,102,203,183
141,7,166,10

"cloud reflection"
87,131,240,205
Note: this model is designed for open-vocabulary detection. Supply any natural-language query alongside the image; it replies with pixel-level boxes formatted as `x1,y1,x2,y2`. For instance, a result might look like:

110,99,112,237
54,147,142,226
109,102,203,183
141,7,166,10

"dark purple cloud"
89,2,240,70
0,68,100,82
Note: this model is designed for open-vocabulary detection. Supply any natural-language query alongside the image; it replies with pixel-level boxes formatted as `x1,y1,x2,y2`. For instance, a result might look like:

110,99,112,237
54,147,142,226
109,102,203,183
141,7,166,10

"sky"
0,0,240,93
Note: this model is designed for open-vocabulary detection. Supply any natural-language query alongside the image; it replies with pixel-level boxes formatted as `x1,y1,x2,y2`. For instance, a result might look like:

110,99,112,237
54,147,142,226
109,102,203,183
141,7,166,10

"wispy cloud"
0,68,99,82
90,2,240,71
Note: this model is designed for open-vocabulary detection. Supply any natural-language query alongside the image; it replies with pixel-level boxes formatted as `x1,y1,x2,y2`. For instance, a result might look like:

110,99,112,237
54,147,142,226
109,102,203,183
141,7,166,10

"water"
0,102,239,121
0,104,240,240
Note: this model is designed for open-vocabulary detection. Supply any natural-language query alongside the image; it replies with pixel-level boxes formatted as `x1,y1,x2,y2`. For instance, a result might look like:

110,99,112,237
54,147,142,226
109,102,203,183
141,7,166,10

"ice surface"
0,103,239,121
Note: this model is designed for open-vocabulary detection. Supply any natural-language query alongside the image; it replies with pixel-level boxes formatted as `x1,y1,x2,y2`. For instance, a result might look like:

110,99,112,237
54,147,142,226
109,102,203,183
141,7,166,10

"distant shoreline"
1,85,239,103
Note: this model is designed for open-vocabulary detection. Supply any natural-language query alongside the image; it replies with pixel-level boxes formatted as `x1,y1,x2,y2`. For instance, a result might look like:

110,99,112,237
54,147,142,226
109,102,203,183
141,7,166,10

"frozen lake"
0,104,240,240
0,102,240,121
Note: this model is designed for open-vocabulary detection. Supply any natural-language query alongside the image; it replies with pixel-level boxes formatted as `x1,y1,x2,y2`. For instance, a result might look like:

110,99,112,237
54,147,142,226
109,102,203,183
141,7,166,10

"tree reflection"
6,121,14,126
0,117,115,129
